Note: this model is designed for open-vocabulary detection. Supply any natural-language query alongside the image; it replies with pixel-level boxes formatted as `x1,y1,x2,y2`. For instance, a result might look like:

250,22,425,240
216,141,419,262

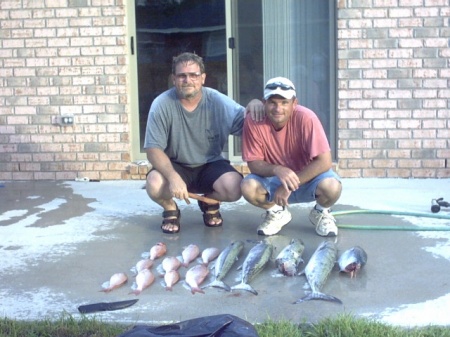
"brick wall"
1,1,449,180
0,0,130,180
337,0,450,178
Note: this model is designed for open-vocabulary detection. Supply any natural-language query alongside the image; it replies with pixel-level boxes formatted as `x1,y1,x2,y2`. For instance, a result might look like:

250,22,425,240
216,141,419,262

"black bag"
117,314,259,337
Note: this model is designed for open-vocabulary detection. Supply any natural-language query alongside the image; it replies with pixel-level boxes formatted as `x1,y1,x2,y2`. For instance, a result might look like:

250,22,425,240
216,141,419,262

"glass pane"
135,0,227,151
232,0,334,158
261,0,334,145
232,0,264,158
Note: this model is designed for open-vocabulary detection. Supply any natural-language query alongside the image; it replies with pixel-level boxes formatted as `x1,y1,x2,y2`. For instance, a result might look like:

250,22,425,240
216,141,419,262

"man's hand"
273,165,300,192
246,99,265,122
168,174,189,203
273,185,292,206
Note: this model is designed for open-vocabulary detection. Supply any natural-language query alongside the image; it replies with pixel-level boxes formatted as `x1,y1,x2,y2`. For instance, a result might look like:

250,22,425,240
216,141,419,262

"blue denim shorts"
243,169,341,204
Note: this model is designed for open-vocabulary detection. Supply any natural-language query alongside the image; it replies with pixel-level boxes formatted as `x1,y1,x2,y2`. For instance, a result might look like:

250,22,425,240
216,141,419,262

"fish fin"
293,292,342,304
231,283,258,295
202,279,231,292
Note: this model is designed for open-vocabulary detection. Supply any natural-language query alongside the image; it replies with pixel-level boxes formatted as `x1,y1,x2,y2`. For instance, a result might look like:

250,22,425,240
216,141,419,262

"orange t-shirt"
242,105,330,172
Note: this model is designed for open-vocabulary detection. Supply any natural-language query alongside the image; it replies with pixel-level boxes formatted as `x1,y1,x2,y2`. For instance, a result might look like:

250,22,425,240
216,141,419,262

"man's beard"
179,86,199,99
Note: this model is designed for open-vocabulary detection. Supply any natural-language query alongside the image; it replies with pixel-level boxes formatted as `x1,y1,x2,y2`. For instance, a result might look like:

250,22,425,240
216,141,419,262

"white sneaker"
257,207,292,236
309,206,338,237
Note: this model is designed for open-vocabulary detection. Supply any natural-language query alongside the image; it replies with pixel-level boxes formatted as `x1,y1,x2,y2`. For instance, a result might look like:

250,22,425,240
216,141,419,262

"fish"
134,259,154,274
231,241,273,295
164,270,180,291
149,242,167,260
294,240,342,304
275,238,305,276
161,256,182,273
338,246,368,278
181,244,200,267
100,272,128,293
203,240,244,292
129,269,154,295
185,264,209,294
200,247,220,266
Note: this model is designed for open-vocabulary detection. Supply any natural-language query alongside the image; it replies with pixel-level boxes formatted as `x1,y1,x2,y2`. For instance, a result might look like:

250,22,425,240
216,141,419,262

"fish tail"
293,292,342,304
190,287,205,295
202,279,231,292
231,283,258,295
128,290,142,296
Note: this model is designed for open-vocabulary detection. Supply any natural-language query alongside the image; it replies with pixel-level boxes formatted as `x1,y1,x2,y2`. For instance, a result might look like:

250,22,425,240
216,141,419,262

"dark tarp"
117,314,259,337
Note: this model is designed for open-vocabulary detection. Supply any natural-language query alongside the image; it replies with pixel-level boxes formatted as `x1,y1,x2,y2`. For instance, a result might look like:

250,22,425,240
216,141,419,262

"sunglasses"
265,82,294,90
174,72,202,81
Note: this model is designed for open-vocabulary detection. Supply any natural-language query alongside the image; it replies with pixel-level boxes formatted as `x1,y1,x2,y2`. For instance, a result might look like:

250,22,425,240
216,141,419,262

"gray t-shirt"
144,87,245,167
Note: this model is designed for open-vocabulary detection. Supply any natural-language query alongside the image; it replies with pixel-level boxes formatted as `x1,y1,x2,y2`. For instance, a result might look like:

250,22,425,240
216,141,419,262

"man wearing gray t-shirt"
144,52,251,234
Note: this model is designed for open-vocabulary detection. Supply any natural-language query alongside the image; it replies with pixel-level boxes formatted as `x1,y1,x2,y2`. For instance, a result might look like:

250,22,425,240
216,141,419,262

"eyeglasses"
265,82,294,90
174,72,203,81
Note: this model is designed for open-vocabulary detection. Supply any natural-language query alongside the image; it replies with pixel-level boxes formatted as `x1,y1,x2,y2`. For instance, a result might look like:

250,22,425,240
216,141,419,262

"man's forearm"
247,152,332,184
247,160,281,177
146,148,177,179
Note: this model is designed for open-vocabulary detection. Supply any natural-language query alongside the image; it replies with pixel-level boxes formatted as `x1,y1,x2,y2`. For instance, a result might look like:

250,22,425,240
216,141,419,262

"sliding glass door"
130,0,335,161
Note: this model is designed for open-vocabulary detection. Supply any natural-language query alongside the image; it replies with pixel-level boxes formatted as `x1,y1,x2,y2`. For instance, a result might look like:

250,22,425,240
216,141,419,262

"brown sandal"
198,200,223,227
161,204,181,234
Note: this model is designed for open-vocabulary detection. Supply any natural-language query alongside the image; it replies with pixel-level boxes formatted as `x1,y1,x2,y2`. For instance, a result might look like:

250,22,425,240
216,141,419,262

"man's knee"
146,170,165,196
216,172,243,201
240,177,261,199
316,177,342,204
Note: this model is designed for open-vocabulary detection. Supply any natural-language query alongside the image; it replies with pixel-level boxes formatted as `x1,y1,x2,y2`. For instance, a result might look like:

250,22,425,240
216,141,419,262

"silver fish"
275,238,305,276
338,246,367,278
203,240,244,292
294,240,342,304
231,241,273,295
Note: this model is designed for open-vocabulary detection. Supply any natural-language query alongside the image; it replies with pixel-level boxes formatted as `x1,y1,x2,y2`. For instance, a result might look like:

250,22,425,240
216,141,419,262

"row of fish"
100,242,220,295
275,238,368,304
100,238,367,304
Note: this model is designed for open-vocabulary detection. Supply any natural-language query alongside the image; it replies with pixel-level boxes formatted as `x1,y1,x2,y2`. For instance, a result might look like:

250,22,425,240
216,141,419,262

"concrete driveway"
1,178,450,327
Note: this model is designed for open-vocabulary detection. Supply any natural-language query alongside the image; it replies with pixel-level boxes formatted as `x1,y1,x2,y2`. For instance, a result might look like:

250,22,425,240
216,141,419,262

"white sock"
315,204,330,213
267,204,284,212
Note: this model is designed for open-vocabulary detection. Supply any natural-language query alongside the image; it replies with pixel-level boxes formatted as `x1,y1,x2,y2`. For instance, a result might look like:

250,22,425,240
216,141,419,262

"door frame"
126,0,142,162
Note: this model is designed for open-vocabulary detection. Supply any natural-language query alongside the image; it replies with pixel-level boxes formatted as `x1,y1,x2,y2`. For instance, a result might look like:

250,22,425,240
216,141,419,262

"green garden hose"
331,209,450,231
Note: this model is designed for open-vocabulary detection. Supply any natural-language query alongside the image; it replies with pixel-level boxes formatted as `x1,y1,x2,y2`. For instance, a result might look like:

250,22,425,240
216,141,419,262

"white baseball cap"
263,77,296,100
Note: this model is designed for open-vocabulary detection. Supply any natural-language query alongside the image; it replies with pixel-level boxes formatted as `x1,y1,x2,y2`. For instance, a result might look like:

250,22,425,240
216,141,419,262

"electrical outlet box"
52,115,75,126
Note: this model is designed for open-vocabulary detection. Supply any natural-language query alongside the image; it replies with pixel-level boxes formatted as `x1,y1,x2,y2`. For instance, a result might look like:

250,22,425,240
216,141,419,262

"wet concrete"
1,179,450,327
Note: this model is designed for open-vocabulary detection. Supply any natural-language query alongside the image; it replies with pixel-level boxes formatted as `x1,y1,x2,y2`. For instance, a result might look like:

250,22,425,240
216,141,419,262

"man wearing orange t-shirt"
241,77,342,236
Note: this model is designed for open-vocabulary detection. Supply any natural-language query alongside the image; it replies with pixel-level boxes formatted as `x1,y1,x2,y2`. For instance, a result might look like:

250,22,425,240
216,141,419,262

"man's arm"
296,151,332,185
146,148,189,201
248,151,332,191
245,99,265,122
146,148,177,179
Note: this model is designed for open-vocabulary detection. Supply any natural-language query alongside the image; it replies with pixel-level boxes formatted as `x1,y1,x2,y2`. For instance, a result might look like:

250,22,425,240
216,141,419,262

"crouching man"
241,77,342,236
